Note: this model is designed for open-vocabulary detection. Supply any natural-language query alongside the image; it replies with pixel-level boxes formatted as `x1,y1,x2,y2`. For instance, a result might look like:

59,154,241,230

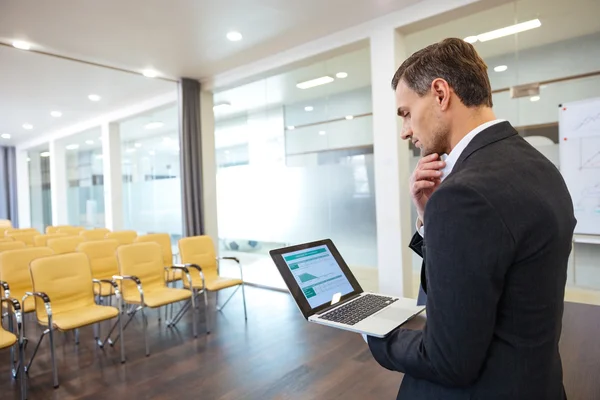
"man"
366,38,576,399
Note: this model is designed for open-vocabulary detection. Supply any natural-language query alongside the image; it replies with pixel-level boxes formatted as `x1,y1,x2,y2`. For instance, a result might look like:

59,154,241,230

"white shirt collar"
440,119,506,180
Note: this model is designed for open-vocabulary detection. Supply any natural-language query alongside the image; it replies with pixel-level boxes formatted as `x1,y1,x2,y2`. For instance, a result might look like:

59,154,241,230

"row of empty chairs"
0,223,247,400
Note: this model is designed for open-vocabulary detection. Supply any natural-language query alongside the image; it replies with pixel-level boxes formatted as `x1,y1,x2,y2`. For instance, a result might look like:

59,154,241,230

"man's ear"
431,78,451,111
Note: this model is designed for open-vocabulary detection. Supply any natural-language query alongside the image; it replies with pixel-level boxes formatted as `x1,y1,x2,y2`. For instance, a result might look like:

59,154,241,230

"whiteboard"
559,97,600,235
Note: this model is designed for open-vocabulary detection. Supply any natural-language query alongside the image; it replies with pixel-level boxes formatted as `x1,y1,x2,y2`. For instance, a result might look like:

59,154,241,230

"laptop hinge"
314,293,362,316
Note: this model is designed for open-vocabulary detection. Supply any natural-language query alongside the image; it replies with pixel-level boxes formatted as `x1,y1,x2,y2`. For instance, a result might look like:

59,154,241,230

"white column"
49,140,69,225
200,90,219,248
16,150,32,228
101,122,124,230
370,28,414,298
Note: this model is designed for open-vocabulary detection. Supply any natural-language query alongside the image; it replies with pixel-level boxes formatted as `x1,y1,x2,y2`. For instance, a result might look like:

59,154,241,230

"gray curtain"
0,146,18,226
178,78,204,237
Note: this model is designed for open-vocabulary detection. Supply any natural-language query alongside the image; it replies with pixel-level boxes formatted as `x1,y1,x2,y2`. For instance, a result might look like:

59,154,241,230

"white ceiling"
0,45,176,146
0,0,419,81
404,0,600,59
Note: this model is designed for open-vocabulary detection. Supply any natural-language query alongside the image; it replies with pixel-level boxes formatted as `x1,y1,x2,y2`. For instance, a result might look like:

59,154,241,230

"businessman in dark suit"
366,38,576,399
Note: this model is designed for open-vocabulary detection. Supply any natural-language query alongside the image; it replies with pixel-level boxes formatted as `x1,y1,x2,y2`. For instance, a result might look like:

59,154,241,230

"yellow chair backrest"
135,234,172,267
0,237,14,243
33,233,69,247
106,230,137,245
77,239,120,280
178,236,218,278
116,243,165,296
5,231,38,247
47,236,85,255
30,253,95,318
80,228,110,241
0,247,54,306
46,225,71,234
57,226,85,235
0,241,26,253
0,219,12,228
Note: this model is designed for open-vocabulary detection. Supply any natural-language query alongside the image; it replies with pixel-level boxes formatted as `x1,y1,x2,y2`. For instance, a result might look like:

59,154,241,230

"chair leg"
191,290,198,338
204,290,210,334
48,317,58,388
74,329,80,345
140,306,149,357
241,283,248,321
118,296,125,364
19,337,26,400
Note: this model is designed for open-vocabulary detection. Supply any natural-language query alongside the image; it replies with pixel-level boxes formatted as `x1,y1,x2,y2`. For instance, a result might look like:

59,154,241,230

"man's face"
396,80,450,157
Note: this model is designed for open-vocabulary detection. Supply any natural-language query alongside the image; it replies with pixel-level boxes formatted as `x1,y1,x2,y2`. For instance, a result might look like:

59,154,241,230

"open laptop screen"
282,244,354,308
270,239,363,319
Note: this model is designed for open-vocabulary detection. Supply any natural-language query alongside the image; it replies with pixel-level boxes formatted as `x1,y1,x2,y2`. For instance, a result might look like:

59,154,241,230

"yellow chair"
0,248,54,314
25,252,125,388
178,235,247,320
77,240,120,300
0,296,25,400
45,225,71,234
113,242,199,356
0,219,12,228
33,233,69,247
47,236,85,255
5,231,38,247
106,230,137,245
80,228,110,241
57,226,85,236
135,234,182,284
0,242,26,253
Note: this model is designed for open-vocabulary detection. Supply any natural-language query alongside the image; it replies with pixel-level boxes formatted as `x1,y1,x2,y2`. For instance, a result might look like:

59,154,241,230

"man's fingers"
414,169,442,181
419,160,446,171
417,153,439,166
412,180,436,193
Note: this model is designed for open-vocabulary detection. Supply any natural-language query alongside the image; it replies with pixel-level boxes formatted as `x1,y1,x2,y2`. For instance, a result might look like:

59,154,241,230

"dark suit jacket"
368,121,576,400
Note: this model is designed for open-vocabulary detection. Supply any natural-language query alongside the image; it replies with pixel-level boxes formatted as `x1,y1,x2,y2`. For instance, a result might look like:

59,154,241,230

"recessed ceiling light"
336,72,348,79
144,121,164,130
1,133,10,139
345,115,354,120
226,31,243,41
319,131,326,136
134,143,142,148
12,41,31,50
22,124,33,130
287,126,295,130
40,152,50,158
304,106,314,112
530,96,541,102
50,111,63,118
85,140,94,145
88,94,101,102
213,102,232,111
66,144,79,150
142,69,158,78
494,65,508,72
464,19,541,44
296,76,334,89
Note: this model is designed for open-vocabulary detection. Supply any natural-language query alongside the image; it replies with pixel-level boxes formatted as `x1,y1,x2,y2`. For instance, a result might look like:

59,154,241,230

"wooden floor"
1,287,599,400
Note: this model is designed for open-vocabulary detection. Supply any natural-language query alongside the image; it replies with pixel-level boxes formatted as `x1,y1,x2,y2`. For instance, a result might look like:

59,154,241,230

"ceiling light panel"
297,76,334,89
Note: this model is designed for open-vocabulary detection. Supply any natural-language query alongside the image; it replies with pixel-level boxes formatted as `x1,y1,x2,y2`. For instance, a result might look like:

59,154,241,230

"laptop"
269,239,425,338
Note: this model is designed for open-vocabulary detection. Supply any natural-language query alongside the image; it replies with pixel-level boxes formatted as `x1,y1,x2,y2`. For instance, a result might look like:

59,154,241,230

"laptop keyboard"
319,294,398,326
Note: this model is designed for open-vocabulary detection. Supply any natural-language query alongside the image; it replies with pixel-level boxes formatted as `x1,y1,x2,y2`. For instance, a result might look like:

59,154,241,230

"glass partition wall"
214,45,377,290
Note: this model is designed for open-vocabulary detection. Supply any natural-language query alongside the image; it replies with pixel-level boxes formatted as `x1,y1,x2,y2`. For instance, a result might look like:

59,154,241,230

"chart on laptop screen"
283,245,354,308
